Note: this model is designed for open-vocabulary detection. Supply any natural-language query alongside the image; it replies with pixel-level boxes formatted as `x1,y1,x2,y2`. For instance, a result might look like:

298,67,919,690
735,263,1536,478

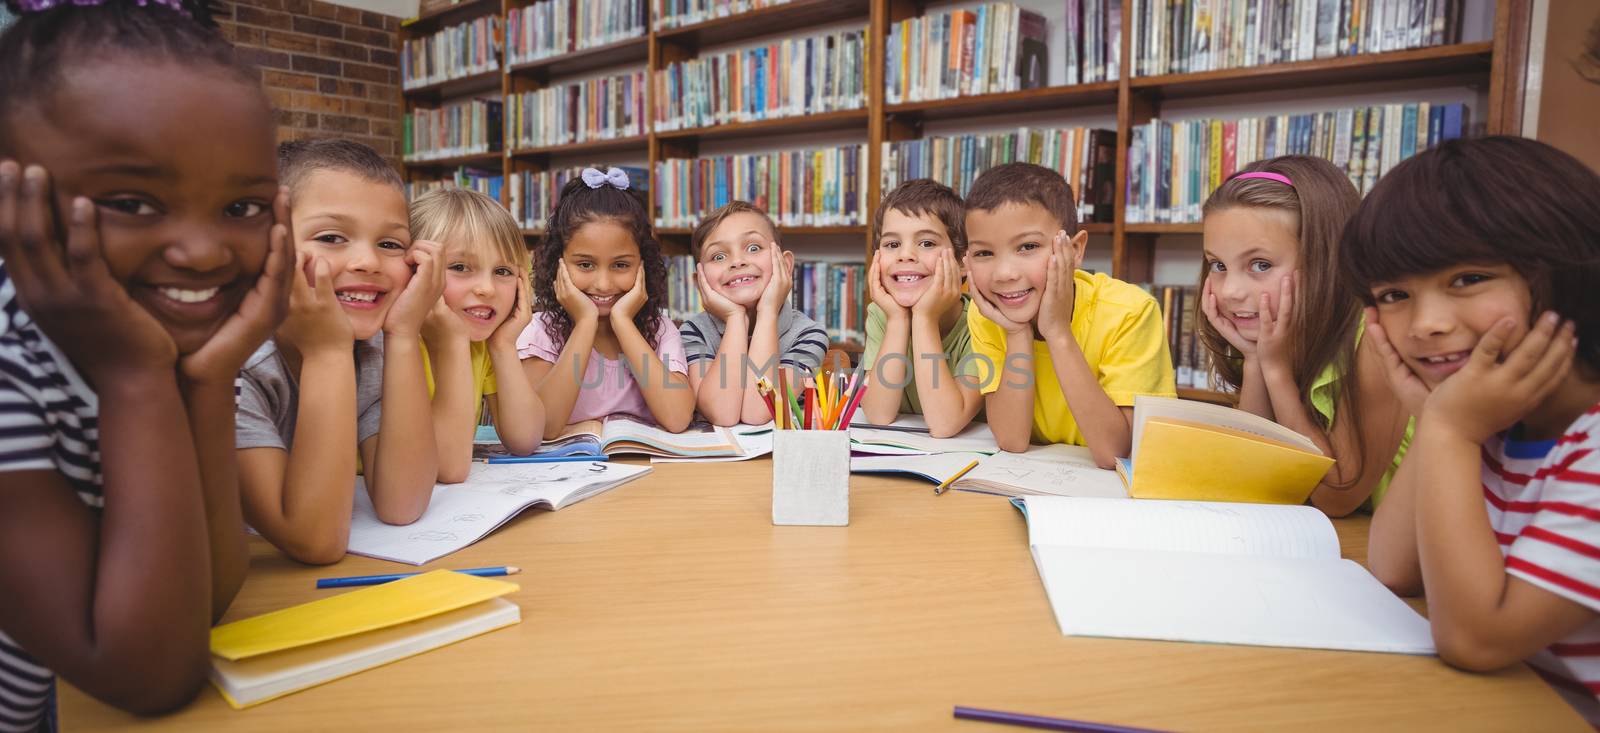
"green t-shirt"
861,296,981,417
1308,322,1414,508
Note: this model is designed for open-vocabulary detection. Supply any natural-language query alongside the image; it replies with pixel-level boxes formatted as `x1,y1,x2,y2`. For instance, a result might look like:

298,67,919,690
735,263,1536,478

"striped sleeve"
679,317,716,364
0,362,56,474
1507,427,1600,611
0,631,51,733
780,318,829,372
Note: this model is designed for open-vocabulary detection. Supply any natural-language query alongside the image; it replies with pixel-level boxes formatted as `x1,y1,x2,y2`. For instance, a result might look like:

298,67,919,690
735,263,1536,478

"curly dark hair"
534,174,670,351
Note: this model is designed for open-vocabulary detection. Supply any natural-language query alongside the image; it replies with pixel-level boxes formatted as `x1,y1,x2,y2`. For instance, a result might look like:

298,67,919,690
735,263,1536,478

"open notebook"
1021,496,1435,654
348,461,651,565
209,571,520,708
475,416,743,459
853,444,1125,498
1118,395,1335,504
846,414,1000,455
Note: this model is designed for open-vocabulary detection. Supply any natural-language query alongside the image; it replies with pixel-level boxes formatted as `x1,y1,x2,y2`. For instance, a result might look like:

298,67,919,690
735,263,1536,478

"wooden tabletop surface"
61,459,1586,731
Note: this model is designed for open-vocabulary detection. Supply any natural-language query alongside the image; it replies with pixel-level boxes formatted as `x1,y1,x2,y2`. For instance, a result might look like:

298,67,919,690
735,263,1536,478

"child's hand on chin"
1035,231,1076,341
1420,312,1577,444
554,259,598,324
694,263,744,322
181,187,293,385
0,163,176,381
489,277,532,352
385,239,444,337
277,250,354,356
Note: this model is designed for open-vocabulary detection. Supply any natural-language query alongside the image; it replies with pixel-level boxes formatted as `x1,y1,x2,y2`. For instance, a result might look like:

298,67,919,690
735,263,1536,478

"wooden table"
63,460,1585,731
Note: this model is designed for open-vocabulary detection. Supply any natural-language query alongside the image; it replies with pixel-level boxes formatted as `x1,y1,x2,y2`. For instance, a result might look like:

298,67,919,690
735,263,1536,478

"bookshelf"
396,0,1531,401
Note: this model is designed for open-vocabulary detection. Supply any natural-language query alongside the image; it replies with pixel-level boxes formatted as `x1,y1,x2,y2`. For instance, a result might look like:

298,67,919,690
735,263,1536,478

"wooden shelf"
654,0,869,49
1131,42,1495,100
510,135,650,159
885,81,1120,122
522,228,544,238
1125,222,1203,235
507,36,649,79
402,0,496,30
402,151,504,170
1082,223,1113,235
1179,387,1235,405
401,68,501,101
656,225,865,236
655,108,869,143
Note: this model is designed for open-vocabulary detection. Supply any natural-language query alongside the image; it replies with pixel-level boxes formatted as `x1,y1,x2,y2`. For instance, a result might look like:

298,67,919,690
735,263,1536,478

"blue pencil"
479,453,608,464
315,566,521,589
953,706,1168,733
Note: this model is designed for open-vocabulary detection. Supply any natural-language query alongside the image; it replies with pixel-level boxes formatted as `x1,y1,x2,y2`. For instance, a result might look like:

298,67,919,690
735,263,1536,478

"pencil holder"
771,429,850,526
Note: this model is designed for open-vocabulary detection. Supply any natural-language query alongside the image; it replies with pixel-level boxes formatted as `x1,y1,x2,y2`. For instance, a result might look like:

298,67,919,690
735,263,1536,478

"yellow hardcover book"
1124,396,1335,505
208,571,520,708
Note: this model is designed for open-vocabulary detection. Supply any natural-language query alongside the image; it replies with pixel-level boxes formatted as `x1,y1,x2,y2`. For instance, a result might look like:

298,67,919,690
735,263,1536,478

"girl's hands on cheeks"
1034,231,1076,340
0,163,176,381
1421,312,1577,444
867,250,906,321
756,244,792,319
1364,307,1432,418
611,266,648,325
554,259,598,324
489,277,531,351
180,186,294,384
1253,270,1295,375
384,239,444,336
912,248,962,321
694,263,743,322
278,250,354,356
1201,278,1255,356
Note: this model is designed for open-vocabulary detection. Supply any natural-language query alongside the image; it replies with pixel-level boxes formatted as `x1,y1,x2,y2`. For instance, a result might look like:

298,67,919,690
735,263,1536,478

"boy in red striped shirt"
1342,137,1600,722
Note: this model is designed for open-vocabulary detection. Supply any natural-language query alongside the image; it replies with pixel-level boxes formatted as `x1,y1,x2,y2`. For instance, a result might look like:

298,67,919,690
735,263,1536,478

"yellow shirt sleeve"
1091,290,1178,405
964,298,1008,395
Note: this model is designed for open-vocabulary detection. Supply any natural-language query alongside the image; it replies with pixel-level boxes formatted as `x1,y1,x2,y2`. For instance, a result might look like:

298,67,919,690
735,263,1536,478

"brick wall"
216,0,403,166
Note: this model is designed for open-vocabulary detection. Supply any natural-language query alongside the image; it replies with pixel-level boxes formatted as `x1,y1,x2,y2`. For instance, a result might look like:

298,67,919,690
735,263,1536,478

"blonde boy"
964,163,1176,466
680,202,828,426
860,179,983,436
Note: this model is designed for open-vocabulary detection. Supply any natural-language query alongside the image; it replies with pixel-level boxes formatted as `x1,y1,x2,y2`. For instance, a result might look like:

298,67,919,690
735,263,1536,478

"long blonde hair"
409,188,530,277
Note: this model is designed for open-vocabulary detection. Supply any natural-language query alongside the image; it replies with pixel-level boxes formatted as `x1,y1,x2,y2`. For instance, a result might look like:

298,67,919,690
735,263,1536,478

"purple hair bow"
15,0,191,17
581,167,630,191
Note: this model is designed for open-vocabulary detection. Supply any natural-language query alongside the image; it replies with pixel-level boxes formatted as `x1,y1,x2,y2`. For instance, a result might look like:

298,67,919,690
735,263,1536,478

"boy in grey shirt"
680,201,828,426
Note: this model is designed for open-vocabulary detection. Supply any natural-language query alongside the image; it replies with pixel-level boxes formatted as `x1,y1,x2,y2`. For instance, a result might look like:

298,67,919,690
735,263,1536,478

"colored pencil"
851,423,931,434
934,459,980,495
804,387,815,430
481,454,609,465
952,706,1169,733
316,566,521,589
838,382,869,427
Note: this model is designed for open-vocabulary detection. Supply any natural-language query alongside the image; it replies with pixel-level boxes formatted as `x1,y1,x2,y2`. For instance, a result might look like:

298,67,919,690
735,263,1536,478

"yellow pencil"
934,459,980,495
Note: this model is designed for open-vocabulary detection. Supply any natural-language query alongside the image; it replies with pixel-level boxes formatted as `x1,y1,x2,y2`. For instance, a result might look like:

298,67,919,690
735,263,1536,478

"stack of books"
1146,284,1215,391
406,168,505,202
505,71,647,150
653,28,867,130
401,15,502,90
882,127,1117,224
653,144,868,229
1062,0,1126,83
884,4,1051,103
403,98,504,162
1131,0,1468,77
1124,102,1468,223
791,261,866,344
665,254,705,322
508,165,650,230
653,0,792,30
506,0,647,65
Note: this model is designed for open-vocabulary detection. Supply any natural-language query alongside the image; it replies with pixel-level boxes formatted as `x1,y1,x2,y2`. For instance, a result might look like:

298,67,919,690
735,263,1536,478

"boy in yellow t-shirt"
963,163,1176,467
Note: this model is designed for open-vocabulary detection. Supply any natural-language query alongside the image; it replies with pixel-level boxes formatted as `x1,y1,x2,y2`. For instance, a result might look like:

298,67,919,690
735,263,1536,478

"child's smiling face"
1369,263,1534,387
289,169,414,340
4,61,278,354
698,212,778,309
963,202,1062,324
563,219,640,318
1203,207,1301,341
876,209,957,309
441,233,520,341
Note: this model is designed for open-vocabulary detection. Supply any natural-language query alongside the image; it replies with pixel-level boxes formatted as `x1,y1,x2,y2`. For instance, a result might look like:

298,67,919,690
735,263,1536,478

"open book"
209,571,520,708
1022,496,1435,654
1118,395,1335,504
347,461,651,565
474,415,743,459
853,444,1125,499
847,414,1000,455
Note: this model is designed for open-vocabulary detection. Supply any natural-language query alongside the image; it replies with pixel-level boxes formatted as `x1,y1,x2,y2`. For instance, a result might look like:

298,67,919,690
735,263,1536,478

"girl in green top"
1198,156,1411,517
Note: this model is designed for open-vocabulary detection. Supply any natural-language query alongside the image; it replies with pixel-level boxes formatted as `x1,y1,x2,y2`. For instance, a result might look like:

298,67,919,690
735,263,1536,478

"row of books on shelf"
401,15,501,90
406,167,506,202
653,28,867,131
1131,0,1468,77
885,4,1050,104
882,126,1117,224
403,98,504,162
652,0,790,30
1148,284,1217,390
664,255,866,343
507,166,650,230
506,71,647,150
1124,101,1468,223
652,144,868,229
506,0,647,66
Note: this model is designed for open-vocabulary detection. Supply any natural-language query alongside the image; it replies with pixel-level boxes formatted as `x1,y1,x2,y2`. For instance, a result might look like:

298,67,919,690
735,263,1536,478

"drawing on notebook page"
452,514,484,523
409,531,459,542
